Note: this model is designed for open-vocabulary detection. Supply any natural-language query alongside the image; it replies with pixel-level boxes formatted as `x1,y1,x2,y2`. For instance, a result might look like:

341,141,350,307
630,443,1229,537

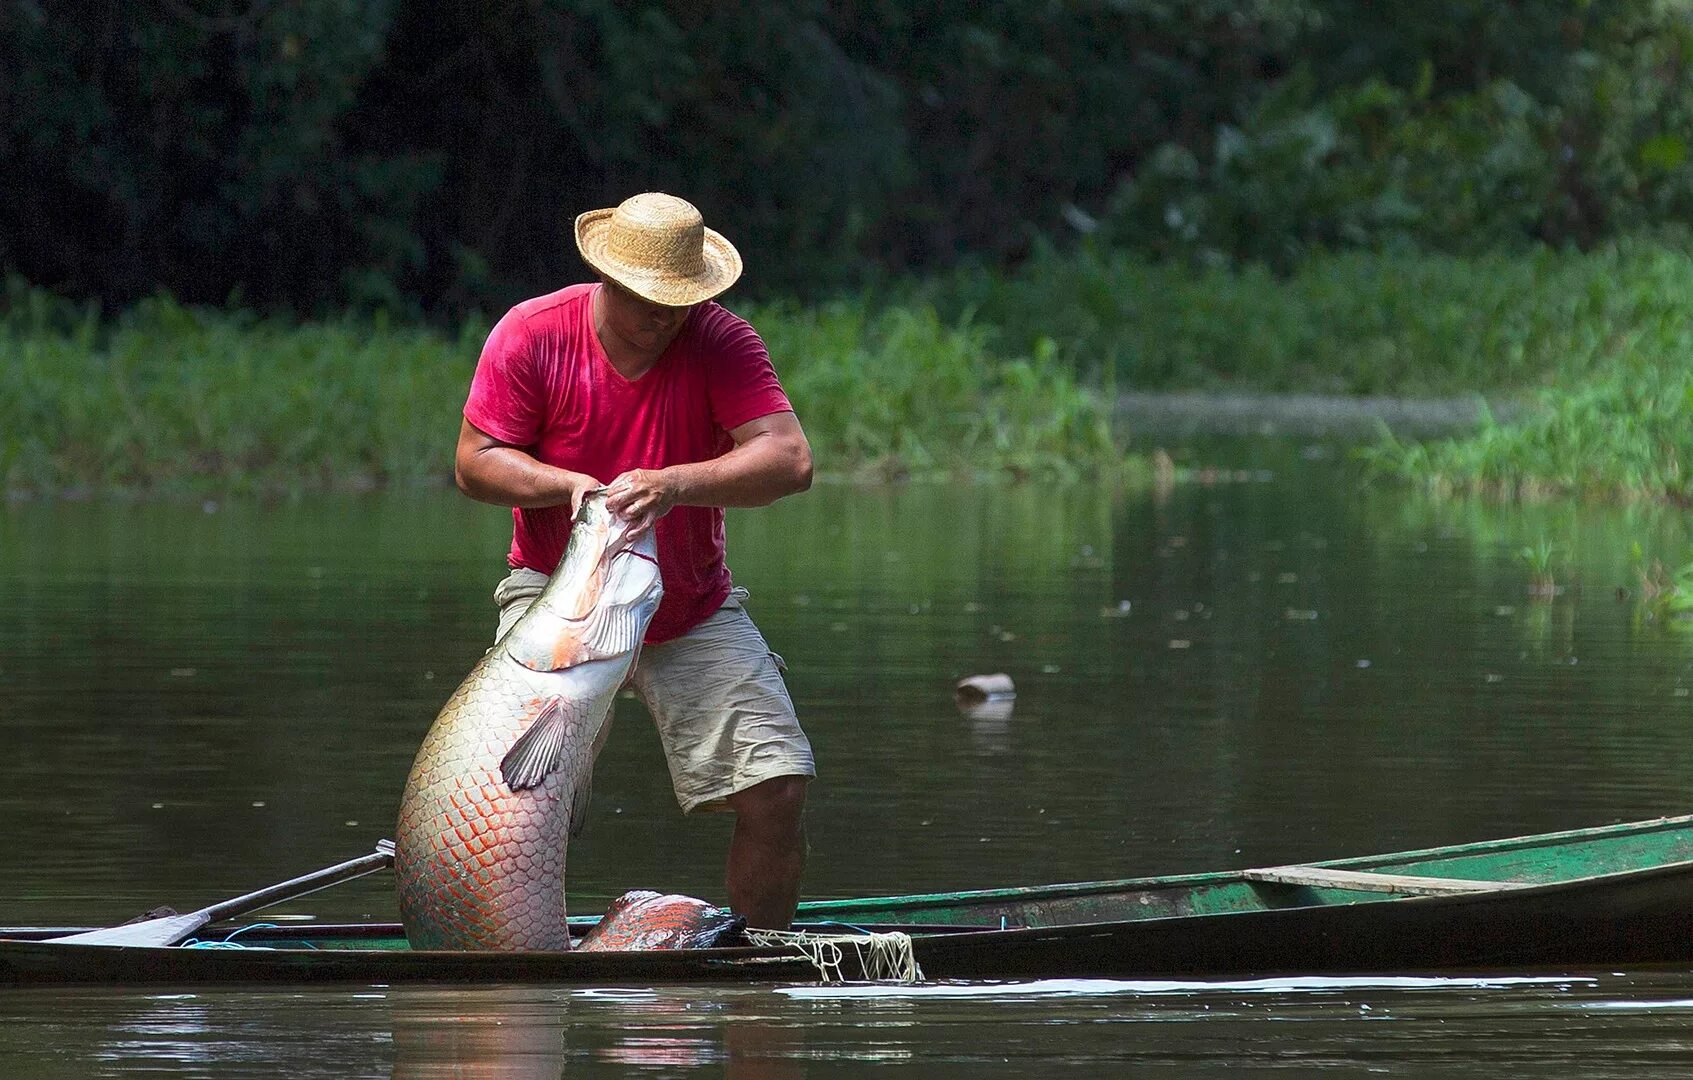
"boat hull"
8,815,1693,986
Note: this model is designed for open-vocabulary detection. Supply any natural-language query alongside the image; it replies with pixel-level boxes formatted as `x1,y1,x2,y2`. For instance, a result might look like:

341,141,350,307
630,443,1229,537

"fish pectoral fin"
500,699,578,792
510,601,648,673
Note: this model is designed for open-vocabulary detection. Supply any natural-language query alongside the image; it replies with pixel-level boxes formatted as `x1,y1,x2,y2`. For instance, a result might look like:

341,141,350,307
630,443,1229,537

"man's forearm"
457,445,592,509
666,431,812,509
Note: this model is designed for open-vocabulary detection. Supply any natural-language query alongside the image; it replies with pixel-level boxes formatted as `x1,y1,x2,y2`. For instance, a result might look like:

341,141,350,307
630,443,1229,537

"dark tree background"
3,0,1691,315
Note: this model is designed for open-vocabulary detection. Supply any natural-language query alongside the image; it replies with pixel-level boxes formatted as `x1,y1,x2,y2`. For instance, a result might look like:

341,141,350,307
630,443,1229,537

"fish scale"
394,494,662,950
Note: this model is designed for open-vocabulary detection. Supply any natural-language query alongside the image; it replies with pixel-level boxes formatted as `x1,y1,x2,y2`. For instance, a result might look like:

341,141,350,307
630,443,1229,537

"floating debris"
1285,609,1319,621
955,673,1015,705
1169,639,1192,650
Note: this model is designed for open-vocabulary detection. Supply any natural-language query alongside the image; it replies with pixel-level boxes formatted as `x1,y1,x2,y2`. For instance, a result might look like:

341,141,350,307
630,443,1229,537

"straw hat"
574,193,742,307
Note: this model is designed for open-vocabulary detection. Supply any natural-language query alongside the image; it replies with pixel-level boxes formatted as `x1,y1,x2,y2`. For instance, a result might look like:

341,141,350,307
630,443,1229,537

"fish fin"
509,562,659,673
567,773,592,838
567,706,616,838
500,699,576,792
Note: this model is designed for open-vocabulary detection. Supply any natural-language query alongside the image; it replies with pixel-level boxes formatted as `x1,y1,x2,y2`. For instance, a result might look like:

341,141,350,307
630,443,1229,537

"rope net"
742,928,924,984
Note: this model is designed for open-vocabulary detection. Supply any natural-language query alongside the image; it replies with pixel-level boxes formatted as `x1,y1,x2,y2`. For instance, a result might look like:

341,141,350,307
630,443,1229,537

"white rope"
742,928,924,984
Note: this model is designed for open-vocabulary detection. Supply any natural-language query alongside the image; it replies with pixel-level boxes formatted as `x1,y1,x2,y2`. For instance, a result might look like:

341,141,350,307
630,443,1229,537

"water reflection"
388,987,807,1079
10,441,1693,1080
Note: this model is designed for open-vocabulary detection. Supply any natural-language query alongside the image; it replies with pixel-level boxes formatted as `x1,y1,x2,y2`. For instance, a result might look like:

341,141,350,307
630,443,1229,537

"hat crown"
604,193,707,277
575,191,741,306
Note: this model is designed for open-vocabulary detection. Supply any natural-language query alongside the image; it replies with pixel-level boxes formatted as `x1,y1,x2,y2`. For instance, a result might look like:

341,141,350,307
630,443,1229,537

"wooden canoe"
5,813,1693,985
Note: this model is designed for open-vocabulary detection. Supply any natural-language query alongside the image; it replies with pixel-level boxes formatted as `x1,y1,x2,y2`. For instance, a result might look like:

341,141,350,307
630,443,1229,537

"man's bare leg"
723,775,809,929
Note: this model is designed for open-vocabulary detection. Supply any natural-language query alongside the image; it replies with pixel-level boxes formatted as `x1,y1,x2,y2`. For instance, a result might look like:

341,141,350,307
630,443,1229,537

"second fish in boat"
393,490,662,949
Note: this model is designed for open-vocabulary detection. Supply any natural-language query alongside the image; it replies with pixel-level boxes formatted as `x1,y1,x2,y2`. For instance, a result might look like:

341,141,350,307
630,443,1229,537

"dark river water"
5,440,1693,1075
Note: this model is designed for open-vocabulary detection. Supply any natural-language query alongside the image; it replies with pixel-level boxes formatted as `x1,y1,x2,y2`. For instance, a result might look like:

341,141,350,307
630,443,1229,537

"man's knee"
727,775,809,834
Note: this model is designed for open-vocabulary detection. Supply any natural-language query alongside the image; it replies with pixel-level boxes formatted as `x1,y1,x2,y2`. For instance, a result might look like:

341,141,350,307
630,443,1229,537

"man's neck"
593,289,670,380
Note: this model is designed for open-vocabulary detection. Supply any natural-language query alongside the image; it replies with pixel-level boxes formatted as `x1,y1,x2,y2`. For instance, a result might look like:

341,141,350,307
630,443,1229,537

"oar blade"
45,841,396,949
47,912,211,948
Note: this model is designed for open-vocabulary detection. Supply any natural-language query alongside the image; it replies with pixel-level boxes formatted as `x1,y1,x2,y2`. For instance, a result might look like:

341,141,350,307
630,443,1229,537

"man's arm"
454,417,602,515
603,411,813,532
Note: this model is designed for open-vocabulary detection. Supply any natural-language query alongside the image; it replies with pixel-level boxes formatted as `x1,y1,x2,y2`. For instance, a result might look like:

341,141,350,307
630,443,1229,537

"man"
453,192,814,929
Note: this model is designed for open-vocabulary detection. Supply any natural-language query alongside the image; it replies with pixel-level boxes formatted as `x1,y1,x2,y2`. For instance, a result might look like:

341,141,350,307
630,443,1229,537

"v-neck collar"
590,283,692,386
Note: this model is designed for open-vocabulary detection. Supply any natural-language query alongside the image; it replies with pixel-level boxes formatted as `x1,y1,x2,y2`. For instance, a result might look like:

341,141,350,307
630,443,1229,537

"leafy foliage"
15,1,1691,313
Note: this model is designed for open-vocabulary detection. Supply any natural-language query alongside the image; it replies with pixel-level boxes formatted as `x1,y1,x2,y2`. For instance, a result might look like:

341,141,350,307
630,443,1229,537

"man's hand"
604,468,679,534
562,471,603,517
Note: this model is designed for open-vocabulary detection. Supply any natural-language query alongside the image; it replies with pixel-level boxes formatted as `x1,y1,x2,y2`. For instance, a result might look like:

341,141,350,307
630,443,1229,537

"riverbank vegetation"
924,238,1693,396
9,233,1693,497
9,3,1693,499
1363,360,1693,504
0,283,1127,496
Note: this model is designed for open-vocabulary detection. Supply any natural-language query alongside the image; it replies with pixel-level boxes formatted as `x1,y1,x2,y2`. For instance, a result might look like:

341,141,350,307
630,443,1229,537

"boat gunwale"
799,813,1693,915
9,849,1693,957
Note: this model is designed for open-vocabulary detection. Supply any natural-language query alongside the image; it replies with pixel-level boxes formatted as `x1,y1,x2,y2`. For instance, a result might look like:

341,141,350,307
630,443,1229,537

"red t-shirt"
463,283,793,643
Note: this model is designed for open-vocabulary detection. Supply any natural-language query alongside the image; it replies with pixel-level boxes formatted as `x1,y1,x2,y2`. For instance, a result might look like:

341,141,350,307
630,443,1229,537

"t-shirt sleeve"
463,308,545,445
705,310,794,432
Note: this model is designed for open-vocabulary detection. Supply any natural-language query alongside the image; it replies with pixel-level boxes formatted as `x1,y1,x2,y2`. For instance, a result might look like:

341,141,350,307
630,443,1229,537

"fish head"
574,488,661,559
574,890,746,952
504,495,663,672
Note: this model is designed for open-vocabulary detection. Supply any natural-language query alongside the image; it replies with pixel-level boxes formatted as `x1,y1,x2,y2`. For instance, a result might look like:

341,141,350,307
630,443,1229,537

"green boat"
4,814,1693,985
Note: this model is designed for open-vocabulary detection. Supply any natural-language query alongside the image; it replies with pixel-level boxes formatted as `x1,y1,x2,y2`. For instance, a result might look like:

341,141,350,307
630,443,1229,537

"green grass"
919,235,1693,504
925,237,1693,395
742,301,1121,482
12,235,1693,499
0,282,1128,496
1,288,477,496
1362,359,1693,503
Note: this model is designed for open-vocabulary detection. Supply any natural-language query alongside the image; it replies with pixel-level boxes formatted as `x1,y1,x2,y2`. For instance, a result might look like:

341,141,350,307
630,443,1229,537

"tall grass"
1363,360,1693,503
926,237,1693,395
13,235,1693,499
0,283,1127,496
2,288,476,496
743,301,1120,481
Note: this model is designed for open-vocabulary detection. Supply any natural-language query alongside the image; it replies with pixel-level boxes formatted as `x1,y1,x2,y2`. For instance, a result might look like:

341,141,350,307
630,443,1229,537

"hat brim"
574,208,743,307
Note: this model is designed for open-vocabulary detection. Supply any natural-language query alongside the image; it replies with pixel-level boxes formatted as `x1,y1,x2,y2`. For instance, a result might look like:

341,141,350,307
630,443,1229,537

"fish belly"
394,655,617,950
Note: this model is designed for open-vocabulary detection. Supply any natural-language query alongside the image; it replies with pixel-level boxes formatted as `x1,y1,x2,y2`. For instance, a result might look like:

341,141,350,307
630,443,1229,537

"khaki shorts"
494,568,815,813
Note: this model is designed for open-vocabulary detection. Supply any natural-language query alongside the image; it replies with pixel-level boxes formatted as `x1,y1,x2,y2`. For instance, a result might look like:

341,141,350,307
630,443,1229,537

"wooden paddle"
48,840,396,948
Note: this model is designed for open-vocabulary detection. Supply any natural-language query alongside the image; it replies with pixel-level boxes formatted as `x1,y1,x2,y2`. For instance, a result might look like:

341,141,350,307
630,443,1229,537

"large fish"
394,490,662,950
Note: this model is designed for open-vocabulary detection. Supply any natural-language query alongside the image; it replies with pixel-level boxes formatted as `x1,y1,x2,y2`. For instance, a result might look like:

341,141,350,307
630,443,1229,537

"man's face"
601,278,693,353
